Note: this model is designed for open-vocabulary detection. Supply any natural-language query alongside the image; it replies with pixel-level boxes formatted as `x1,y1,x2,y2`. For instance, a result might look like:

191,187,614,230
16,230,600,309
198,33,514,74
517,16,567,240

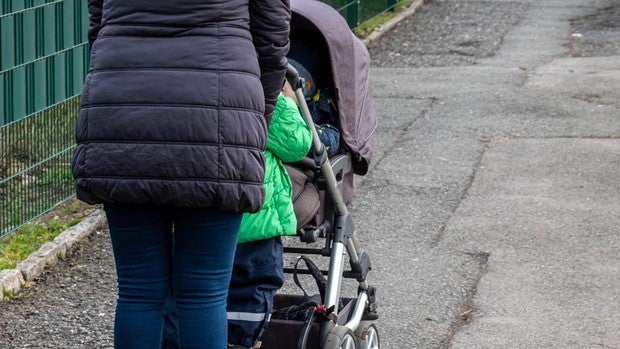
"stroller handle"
286,62,304,91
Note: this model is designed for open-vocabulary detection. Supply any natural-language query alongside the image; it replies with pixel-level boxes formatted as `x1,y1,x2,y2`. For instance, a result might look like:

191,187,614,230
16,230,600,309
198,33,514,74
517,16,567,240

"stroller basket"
263,295,356,349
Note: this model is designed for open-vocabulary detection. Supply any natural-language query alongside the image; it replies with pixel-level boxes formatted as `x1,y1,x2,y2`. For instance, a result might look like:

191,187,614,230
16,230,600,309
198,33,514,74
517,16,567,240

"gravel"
0,230,116,348
368,0,530,67
566,3,620,57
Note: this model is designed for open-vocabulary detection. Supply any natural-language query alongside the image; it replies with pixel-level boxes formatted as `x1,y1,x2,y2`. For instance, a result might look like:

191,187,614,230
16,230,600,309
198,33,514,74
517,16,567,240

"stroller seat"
286,151,356,244
286,163,320,232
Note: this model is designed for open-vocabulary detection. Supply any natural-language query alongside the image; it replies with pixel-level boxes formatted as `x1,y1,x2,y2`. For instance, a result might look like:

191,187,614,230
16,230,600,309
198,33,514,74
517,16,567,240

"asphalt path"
0,0,618,348
365,0,619,347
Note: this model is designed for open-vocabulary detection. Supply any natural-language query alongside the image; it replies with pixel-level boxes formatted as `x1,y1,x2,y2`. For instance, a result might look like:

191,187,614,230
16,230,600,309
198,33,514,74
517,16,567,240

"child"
288,58,341,158
162,81,312,349
227,80,313,348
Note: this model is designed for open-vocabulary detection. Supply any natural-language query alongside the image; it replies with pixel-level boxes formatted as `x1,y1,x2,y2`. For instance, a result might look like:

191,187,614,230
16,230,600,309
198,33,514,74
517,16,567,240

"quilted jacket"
237,94,312,243
72,0,290,213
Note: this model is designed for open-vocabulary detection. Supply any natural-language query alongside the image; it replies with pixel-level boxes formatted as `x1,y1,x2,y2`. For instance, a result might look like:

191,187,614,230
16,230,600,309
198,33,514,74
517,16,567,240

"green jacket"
237,94,313,243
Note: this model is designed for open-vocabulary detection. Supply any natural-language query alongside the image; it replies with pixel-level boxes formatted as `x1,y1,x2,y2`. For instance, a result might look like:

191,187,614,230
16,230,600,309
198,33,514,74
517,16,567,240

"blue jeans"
104,203,241,349
162,296,179,349
162,237,284,348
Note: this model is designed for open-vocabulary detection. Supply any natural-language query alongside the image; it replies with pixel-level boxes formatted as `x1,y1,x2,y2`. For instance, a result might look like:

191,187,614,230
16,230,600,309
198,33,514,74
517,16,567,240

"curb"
0,209,107,300
363,0,426,46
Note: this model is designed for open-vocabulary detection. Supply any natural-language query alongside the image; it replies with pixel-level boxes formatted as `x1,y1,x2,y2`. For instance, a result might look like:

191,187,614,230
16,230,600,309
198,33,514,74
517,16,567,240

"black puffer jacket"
72,0,290,213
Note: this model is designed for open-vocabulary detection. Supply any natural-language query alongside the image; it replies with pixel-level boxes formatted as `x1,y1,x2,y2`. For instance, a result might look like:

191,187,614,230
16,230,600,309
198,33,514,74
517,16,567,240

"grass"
2,288,16,300
354,0,415,38
36,166,74,188
0,198,96,270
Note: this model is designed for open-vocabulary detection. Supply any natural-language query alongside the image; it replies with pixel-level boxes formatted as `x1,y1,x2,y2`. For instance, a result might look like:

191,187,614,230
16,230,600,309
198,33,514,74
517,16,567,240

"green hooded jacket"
237,94,313,243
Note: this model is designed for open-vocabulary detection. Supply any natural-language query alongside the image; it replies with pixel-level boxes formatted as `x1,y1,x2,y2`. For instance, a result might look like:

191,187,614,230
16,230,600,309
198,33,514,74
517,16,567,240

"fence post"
345,0,359,28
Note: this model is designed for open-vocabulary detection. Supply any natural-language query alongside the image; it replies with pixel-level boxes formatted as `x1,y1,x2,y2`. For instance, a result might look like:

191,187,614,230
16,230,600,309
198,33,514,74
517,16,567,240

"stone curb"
363,0,426,46
0,209,106,301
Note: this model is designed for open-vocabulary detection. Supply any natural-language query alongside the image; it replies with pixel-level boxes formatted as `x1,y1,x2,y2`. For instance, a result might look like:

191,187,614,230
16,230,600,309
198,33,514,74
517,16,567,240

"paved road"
366,0,619,347
0,0,618,348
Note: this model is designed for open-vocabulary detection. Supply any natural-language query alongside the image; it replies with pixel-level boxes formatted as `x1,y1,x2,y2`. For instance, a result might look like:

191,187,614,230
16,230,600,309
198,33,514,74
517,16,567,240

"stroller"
260,1,379,348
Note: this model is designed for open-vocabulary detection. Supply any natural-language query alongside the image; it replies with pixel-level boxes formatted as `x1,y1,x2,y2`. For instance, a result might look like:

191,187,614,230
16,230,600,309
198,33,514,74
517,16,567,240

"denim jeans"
162,237,285,348
104,203,241,349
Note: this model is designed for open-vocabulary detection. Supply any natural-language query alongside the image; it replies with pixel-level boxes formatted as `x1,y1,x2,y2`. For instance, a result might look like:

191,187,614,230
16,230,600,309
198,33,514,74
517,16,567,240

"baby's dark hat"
288,58,317,100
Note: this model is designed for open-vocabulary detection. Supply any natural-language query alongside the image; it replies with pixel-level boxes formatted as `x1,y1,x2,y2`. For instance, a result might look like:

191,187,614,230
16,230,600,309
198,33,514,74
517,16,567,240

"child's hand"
281,81,298,105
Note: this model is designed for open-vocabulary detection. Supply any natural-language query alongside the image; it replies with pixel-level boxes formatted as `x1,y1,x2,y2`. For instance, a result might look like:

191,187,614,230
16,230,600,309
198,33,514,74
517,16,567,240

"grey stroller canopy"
290,0,377,176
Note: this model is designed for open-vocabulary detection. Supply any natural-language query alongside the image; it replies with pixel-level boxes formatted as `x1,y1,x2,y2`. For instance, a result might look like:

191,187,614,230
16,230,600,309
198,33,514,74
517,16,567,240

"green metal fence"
0,0,401,239
326,0,400,28
1,0,89,238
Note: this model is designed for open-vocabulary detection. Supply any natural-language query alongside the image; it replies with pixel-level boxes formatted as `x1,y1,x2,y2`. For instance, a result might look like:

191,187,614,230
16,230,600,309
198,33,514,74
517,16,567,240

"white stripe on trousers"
227,312,271,322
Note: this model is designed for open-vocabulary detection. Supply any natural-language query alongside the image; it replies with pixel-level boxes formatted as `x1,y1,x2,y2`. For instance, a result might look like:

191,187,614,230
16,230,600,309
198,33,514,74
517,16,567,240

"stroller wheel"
324,326,358,349
354,322,380,349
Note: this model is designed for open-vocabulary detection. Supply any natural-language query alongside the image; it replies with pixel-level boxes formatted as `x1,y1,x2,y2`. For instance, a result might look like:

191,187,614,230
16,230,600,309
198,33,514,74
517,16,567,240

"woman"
71,0,290,348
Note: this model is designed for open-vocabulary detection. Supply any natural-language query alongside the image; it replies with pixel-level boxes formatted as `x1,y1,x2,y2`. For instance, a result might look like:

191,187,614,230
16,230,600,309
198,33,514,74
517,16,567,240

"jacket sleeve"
267,94,312,163
88,0,103,48
249,0,291,125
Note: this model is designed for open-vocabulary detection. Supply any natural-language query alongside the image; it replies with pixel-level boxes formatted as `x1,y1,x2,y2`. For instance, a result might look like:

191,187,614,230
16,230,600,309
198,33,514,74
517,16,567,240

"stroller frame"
260,65,379,349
